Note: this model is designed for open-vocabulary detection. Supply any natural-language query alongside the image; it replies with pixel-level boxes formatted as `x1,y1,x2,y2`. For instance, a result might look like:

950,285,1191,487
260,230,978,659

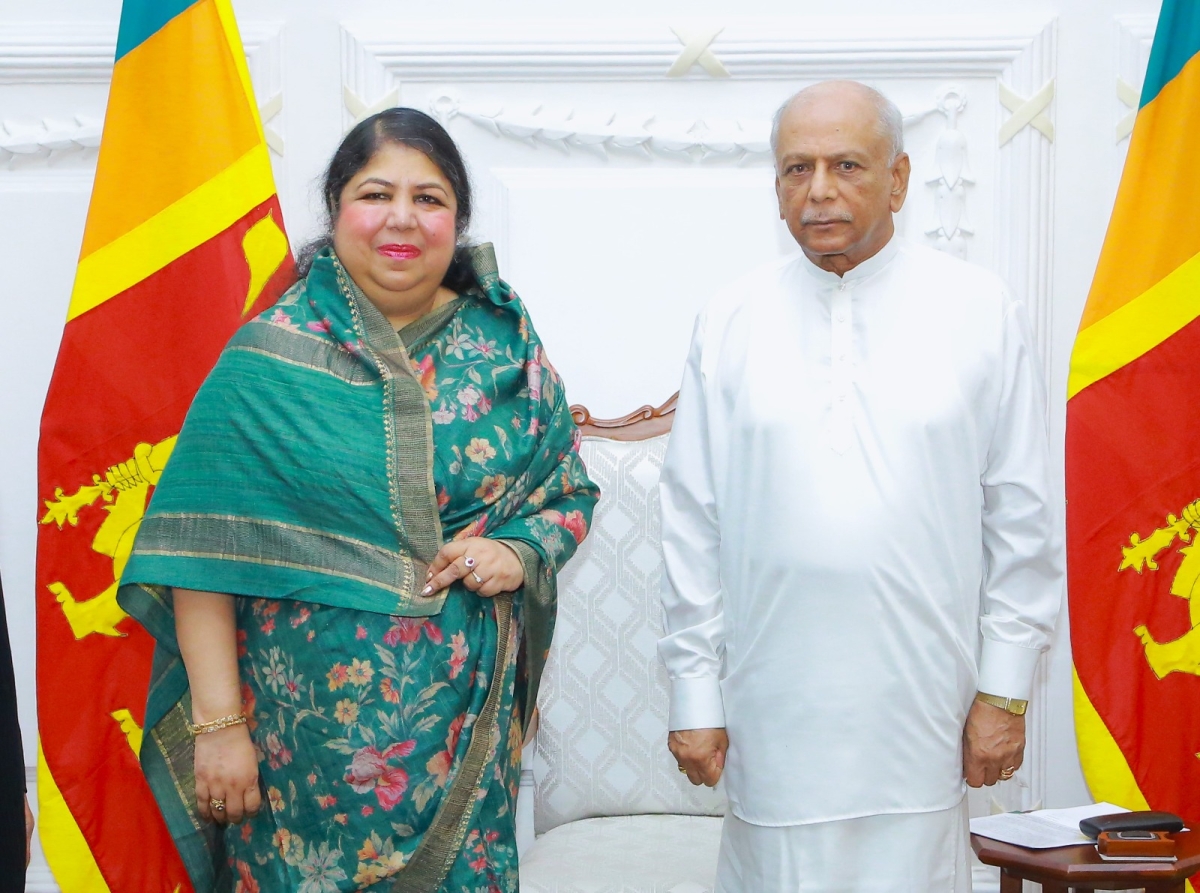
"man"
658,80,1062,891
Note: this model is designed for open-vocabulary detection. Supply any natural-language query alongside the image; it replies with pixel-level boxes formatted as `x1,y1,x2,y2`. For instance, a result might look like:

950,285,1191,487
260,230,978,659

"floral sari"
118,246,598,892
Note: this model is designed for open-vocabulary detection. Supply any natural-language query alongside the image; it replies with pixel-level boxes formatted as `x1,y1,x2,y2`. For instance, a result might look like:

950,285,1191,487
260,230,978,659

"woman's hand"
422,537,524,598
173,589,259,824
194,724,262,825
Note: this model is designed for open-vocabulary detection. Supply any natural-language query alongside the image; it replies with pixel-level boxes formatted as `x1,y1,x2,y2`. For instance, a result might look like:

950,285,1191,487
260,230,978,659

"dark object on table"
1080,811,1185,840
1097,830,1176,859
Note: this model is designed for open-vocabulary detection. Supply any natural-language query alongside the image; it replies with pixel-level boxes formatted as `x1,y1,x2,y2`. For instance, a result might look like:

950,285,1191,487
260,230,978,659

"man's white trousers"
715,796,971,892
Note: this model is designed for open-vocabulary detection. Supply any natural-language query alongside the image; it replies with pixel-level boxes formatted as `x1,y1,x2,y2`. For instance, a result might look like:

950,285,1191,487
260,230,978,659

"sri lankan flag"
1067,0,1200,871
35,0,293,888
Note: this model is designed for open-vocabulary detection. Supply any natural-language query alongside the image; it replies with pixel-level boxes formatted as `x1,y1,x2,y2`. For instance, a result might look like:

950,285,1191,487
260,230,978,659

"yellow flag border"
37,739,112,892
1068,250,1200,399
67,145,275,322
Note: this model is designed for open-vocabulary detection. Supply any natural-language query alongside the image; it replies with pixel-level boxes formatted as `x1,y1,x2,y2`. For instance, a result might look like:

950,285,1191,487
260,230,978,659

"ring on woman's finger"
471,571,483,584
464,555,476,569
210,798,226,812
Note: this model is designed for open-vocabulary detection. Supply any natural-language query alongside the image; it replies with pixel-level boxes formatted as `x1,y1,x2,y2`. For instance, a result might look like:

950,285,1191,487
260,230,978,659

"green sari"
118,246,598,892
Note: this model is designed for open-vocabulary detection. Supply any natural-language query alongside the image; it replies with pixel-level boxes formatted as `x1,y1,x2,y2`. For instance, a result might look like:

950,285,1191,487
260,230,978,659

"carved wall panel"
342,17,1057,424
1115,15,1155,157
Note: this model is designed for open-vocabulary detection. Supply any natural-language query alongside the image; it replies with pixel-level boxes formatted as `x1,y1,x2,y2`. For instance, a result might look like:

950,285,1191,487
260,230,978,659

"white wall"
0,0,1164,888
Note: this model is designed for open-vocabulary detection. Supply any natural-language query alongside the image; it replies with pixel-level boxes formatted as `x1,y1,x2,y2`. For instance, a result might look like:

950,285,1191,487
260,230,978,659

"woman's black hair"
296,107,476,292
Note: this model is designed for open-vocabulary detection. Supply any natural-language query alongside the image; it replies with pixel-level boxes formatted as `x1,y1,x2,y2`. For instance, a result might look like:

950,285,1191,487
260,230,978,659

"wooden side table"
972,831,1200,892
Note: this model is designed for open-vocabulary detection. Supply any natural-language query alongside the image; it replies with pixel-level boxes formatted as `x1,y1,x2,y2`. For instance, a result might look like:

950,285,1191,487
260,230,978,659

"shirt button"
836,314,845,322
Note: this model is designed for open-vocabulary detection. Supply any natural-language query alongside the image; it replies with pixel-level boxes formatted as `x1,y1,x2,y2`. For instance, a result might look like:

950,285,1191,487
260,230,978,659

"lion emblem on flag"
1120,498,1200,679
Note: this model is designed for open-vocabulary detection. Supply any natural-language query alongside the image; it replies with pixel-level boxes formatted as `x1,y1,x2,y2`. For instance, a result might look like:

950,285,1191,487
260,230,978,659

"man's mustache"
800,212,853,225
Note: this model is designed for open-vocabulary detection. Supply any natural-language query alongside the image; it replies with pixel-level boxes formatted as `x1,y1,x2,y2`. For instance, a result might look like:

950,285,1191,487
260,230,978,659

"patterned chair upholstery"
518,400,725,893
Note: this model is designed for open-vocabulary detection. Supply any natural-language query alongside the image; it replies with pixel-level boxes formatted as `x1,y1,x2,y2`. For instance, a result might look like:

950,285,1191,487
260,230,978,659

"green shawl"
118,245,596,890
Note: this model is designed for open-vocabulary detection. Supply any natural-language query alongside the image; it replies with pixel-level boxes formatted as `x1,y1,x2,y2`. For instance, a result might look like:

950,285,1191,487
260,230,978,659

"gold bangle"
186,713,247,736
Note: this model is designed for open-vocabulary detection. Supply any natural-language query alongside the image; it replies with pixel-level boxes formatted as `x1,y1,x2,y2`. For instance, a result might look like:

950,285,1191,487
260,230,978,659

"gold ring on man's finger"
678,766,688,774
210,798,226,812
998,767,1016,781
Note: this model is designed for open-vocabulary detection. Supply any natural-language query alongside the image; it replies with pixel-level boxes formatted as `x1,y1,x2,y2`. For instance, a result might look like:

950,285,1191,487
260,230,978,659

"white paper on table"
970,802,1129,849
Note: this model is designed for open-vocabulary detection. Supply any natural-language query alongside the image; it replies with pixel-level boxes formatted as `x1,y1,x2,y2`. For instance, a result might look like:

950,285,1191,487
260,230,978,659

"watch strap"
975,691,1028,716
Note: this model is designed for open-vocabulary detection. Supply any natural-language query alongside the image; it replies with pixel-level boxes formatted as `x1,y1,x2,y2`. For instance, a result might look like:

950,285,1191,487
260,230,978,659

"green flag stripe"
114,0,203,62
1141,0,1200,108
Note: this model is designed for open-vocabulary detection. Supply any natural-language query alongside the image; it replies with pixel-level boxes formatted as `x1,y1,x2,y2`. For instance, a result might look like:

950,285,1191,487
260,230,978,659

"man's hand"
24,795,32,867
668,728,728,787
963,698,1025,787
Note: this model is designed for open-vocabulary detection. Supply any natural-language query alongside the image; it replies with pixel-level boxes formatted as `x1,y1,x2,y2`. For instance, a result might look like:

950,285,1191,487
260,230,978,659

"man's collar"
797,233,901,286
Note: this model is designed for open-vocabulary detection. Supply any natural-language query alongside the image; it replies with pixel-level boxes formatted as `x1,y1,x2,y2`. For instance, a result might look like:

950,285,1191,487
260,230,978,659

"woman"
118,108,598,893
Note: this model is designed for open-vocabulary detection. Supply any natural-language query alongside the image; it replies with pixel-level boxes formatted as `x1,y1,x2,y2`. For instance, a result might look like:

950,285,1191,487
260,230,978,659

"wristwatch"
975,691,1028,715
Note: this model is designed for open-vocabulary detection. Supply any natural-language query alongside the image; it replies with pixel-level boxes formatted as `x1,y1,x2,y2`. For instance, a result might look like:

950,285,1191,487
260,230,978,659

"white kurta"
658,237,1062,828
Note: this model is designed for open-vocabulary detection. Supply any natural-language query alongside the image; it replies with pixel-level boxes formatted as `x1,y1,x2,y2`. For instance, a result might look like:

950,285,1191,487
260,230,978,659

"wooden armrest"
523,705,540,748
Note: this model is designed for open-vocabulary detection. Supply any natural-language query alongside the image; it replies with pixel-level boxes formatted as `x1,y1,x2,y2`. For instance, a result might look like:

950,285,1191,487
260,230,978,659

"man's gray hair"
770,82,905,163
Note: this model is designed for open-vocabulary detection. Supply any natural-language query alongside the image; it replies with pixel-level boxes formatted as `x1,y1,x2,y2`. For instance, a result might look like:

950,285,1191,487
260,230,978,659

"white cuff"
668,676,726,731
977,639,1043,702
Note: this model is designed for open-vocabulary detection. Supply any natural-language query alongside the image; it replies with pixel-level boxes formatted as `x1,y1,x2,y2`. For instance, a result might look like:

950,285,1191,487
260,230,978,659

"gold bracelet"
185,713,248,736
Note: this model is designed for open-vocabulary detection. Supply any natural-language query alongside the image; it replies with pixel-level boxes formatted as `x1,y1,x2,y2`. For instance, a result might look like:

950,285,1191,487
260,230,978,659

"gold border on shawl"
149,703,204,834
231,319,379,385
335,260,445,564
226,346,377,385
390,593,514,893
135,513,420,602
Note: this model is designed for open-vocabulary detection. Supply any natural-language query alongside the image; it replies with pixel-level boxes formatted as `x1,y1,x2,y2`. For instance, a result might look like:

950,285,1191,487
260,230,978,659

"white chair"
517,396,725,893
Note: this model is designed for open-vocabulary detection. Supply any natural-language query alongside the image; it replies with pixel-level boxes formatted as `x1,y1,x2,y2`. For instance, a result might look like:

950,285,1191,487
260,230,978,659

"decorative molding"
1115,15,1155,147
571,394,678,441
0,24,115,85
1,116,101,164
0,23,286,160
994,17,1056,392
433,89,969,169
666,26,730,78
344,85,400,128
1116,78,1139,143
922,86,974,258
240,23,287,158
341,16,1065,82
431,92,769,161
998,80,1054,145
259,92,284,155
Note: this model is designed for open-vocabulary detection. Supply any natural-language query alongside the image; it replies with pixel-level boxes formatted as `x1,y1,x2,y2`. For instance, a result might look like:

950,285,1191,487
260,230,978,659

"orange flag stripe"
68,143,275,322
1078,53,1200,332
79,0,260,260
